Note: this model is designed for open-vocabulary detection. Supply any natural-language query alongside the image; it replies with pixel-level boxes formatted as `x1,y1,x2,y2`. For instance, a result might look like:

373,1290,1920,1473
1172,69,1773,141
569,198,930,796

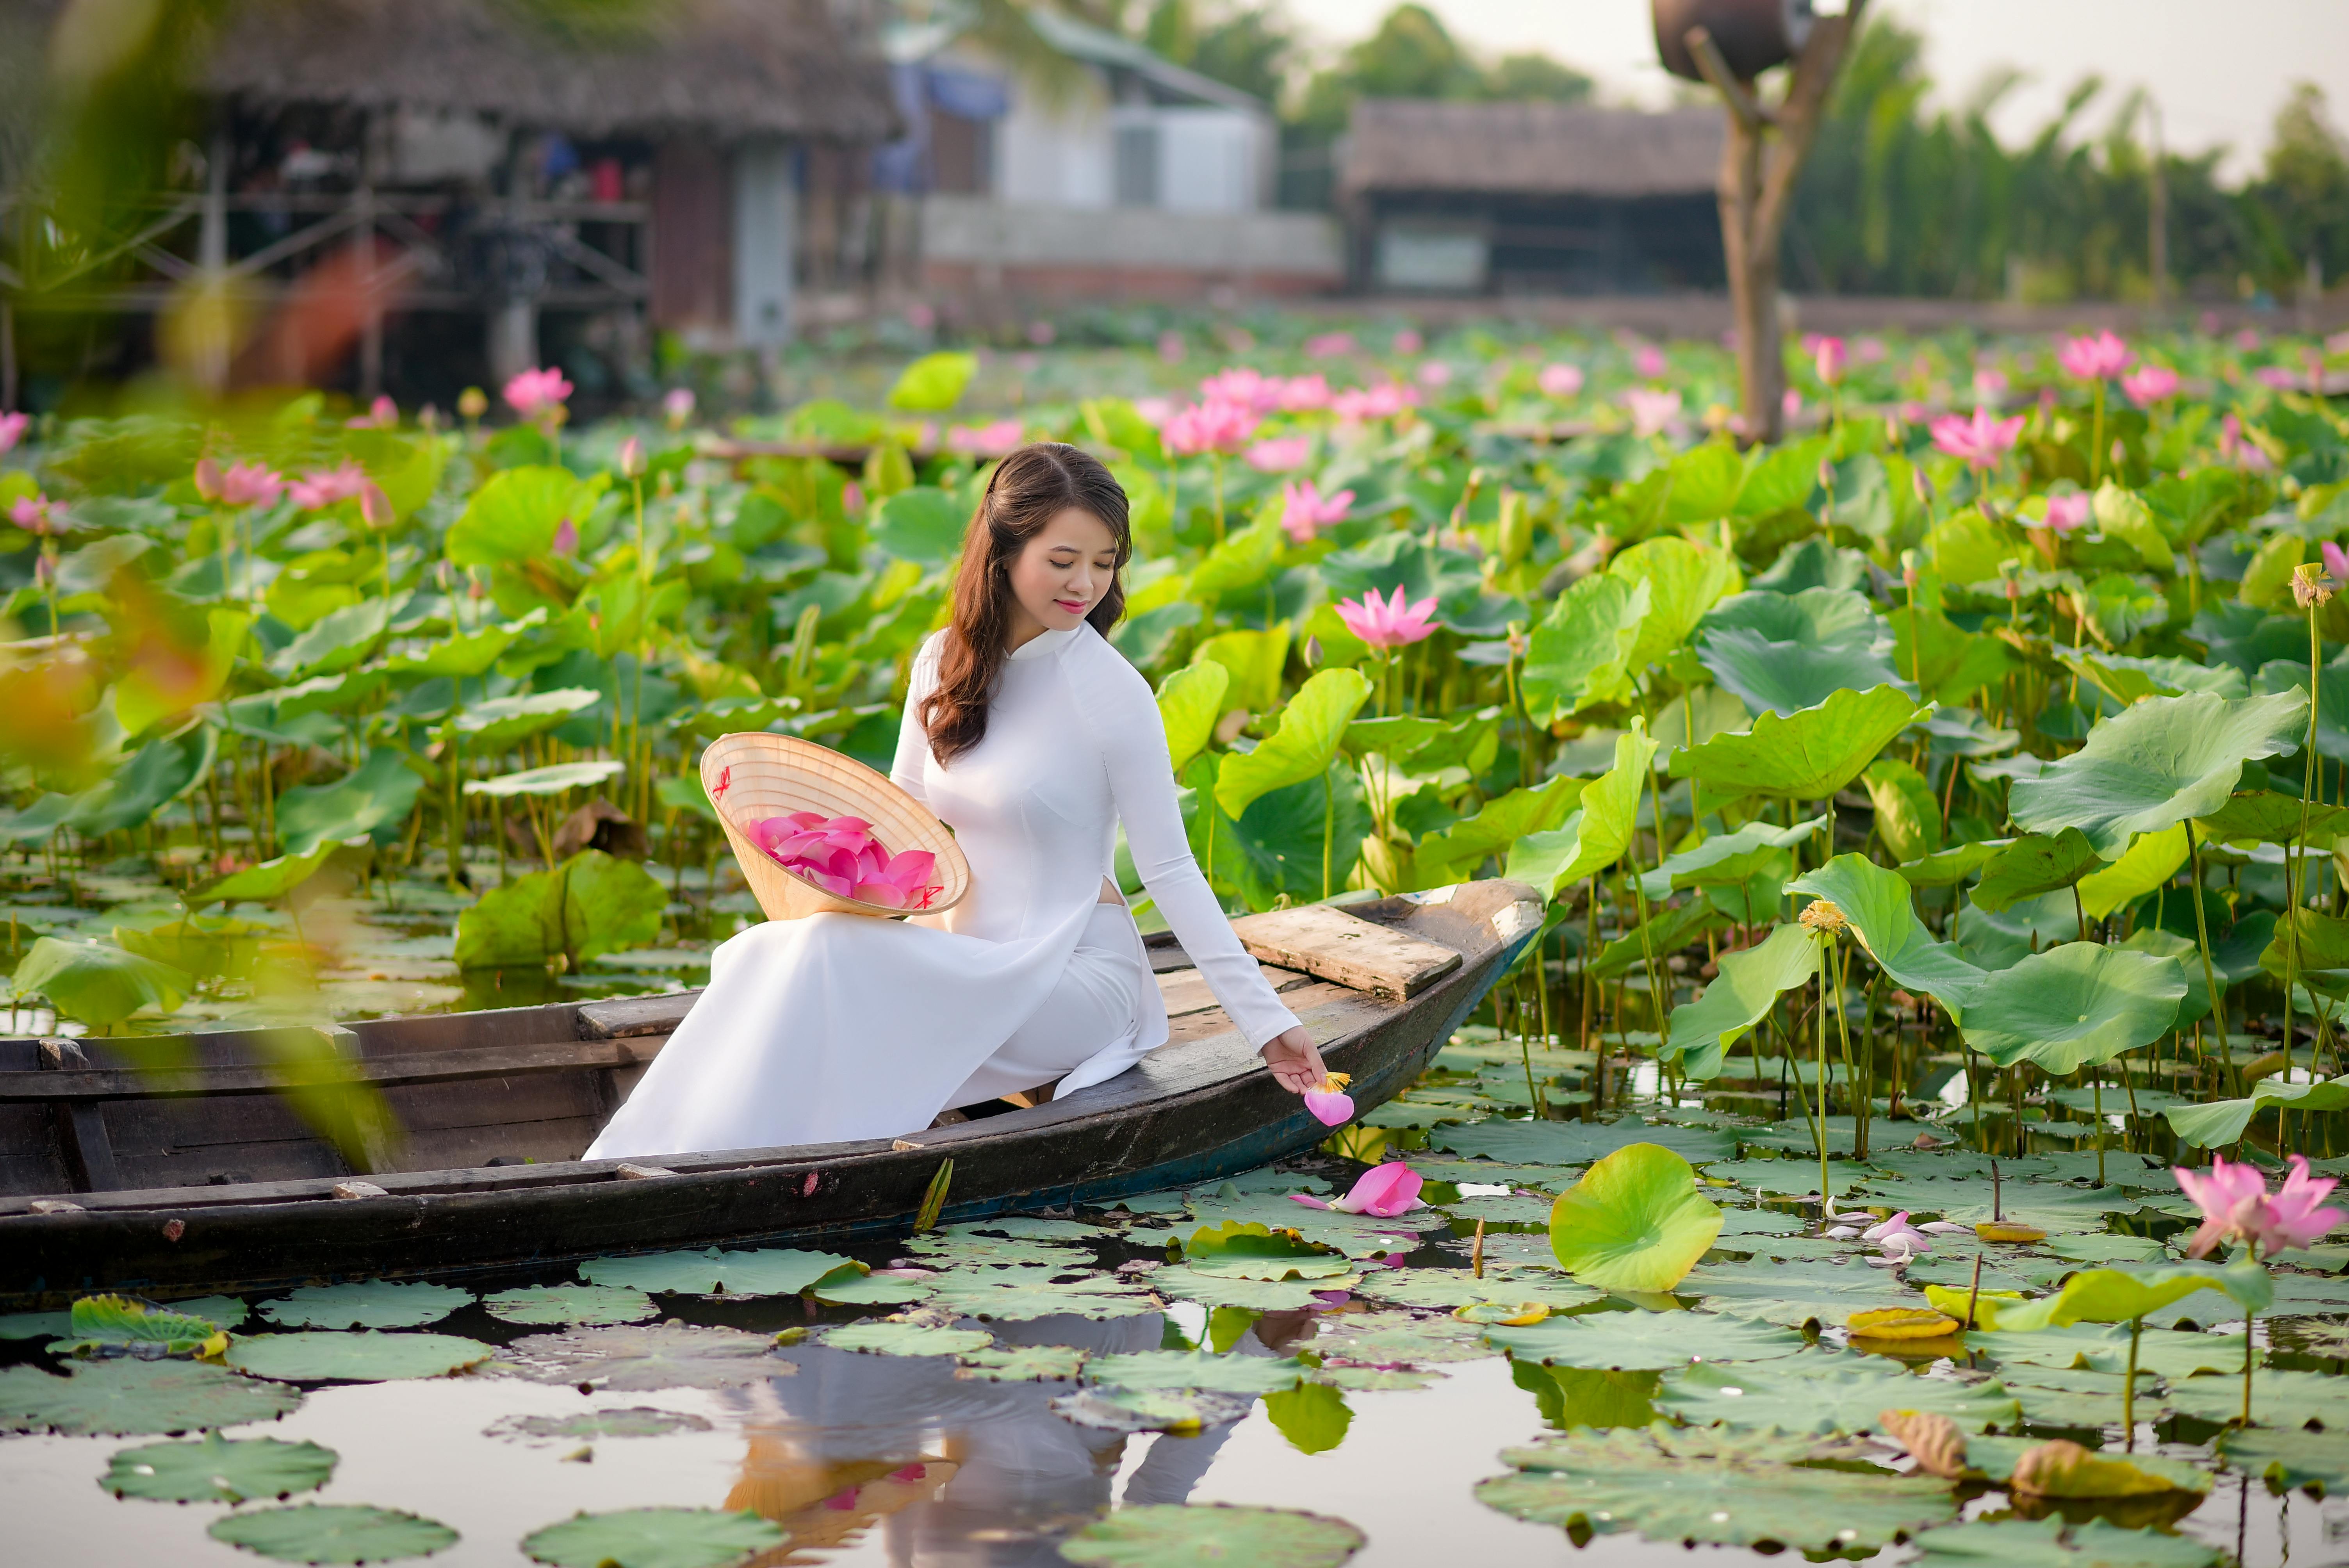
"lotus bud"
618,436,645,479
1818,457,1836,492
1303,635,1322,668
1899,549,1920,590
1496,488,1530,566
419,404,442,432
1999,559,2023,601
663,386,696,429
358,482,394,530
552,517,579,556
194,455,224,502
457,387,488,420
1912,467,1935,506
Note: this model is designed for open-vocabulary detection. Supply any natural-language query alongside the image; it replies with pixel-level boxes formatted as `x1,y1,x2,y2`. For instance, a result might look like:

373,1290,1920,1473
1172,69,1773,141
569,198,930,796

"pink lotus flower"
1624,388,1682,438
1330,382,1419,422
289,460,370,510
1857,337,1888,363
2324,542,2349,584
551,517,579,556
1246,436,1312,474
1974,368,2010,402
1538,363,1584,399
1782,390,1804,421
2176,1154,2339,1259
195,456,286,509
1278,374,1332,411
2264,1156,2348,1254
1292,1161,1423,1217
1199,367,1282,413
1280,480,1353,543
8,492,65,536
1634,344,1667,378
1161,398,1257,456
1304,333,1356,360
1392,329,1422,355
2221,412,2272,471
1930,406,2025,468
1814,336,1847,385
1416,360,1452,388
2123,365,2180,404
2058,330,2134,381
947,419,1025,457
1336,585,1438,648
345,394,398,430
2028,492,2091,533
0,412,30,453
750,811,943,909
2254,365,2301,391
503,366,573,416
663,387,696,428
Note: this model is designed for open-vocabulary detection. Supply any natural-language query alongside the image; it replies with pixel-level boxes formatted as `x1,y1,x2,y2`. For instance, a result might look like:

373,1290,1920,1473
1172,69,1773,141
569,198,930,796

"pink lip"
1055,599,1088,611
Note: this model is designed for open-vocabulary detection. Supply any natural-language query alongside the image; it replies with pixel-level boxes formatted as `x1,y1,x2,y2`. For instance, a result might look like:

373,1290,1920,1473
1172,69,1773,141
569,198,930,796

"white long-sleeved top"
585,619,1296,1158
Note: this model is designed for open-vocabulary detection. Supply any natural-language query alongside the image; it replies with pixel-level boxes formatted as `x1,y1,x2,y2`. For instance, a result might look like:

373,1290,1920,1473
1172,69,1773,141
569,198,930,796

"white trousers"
945,901,1148,1106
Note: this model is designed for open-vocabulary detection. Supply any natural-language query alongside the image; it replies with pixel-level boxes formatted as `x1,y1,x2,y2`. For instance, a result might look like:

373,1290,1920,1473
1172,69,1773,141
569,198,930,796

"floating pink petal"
1302,1087,1355,1127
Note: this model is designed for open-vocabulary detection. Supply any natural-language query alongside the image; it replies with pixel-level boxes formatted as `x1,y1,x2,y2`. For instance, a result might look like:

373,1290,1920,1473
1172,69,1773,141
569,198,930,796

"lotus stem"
2184,821,2231,1086
2291,597,2322,1058
2125,1314,2142,1451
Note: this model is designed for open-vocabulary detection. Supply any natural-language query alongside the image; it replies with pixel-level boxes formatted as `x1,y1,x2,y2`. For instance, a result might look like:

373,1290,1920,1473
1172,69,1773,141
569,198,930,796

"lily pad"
824,1320,993,1357
1960,943,2187,1073
1970,1324,2248,1379
1152,1263,1359,1312
921,1269,1155,1320
1909,1516,2219,1568
1058,1504,1365,1568
520,1507,783,1568
2009,689,2307,856
1356,1267,1600,1313
226,1331,494,1383
2168,1367,2349,1428
809,1272,934,1306
1668,685,1932,804
258,1281,474,1330
1432,1117,1738,1167
955,1344,1087,1382
482,1285,658,1326
1661,923,1823,1080
2220,1425,2349,1495
0,1358,301,1434
1659,1355,2020,1434
1051,1387,1257,1432
1311,1312,1495,1367
1087,1350,1311,1395
1478,1424,1954,1553
1487,1310,1807,1370
1994,1367,2173,1431
1788,854,1987,1019
209,1504,458,1564
54,1294,230,1357
102,1433,337,1503
1545,1143,1724,1292
504,1325,790,1390
1316,1365,1444,1392
486,1408,714,1441
577,1246,861,1297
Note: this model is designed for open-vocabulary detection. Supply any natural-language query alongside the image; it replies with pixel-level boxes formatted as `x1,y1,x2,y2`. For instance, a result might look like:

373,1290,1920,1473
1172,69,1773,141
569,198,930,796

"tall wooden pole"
1683,0,1866,445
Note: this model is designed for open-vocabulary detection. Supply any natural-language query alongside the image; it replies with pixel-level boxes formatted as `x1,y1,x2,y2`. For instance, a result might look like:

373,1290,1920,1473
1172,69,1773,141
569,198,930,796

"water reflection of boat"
0,882,1540,1302
725,1311,1296,1567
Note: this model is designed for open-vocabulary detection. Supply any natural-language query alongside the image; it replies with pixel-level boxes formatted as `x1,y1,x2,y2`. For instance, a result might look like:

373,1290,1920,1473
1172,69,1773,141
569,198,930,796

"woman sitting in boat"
586,442,1330,1159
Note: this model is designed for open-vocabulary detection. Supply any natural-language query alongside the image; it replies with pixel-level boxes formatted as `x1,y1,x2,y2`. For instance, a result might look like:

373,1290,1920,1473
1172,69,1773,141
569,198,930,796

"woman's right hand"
1260,1026,1329,1093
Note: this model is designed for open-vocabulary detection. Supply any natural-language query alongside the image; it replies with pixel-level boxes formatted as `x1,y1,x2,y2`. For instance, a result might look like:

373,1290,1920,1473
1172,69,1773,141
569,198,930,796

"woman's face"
1005,507,1119,634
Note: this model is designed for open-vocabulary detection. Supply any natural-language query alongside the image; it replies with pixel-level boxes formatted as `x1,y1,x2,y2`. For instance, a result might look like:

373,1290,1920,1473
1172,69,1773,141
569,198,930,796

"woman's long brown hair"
920,442,1130,765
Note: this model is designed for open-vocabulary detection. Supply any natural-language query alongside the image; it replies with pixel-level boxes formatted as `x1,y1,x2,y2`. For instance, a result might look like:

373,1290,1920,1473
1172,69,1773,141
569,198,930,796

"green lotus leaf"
382,612,542,680
2076,826,2191,920
70,728,217,834
1477,1424,1955,1553
1259,1381,1353,1455
2163,1073,2349,1147
1415,774,1579,881
1486,1310,1806,1369
1156,661,1230,775
1969,1323,2247,1379
2009,689,2307,856
1896,839,2002,887
1609,535,1743,675
1979,1368,2175,1434
2196,789,2349,846
1787,854,1985,1018
1086,1350,1311,1395
905,1230,1093,1266
1061,1504,1363,1568
1641,815,1827,899
886,349,977,412
2219,1425,2349,1497
1661,923,1822,1081
56,1294,229,1356
481,1285,658,1326
1433,1117,1738,1167
1959,942,2187,1073
1148,1267,1347,1313
2168,1367,2349,1428
9,935,191,1026
1521,572,1649,721
578,1246,862,1297
1698,588,1906,717
1863,756,1943,862
1505,722,1657,897
1889,603,2018,705
1910,1516,2219,1568
102,1433,337,1504
870,483,967,562
270,599,392,681
1051,1385,1256,1430
1343,709,1501,774
209,1502,458,1565
1354,1267,1600,1313
0,1357,300,1436
195,841,346,908
503,1325,789,1390
1216,668,1373,820
1988,1265,2241,1334
438,688,603,754
1547,1143,1724,1292
260,1281,474,1330
2062,649,2243,705
809,1271,932,1306
1659,1354,2019,1434
1668,686,1932,804
1973,830,2105,913
522,1508,782,1568
226,1331,493,1384
955,1344,1087,1382
447,464,606,567
486,1408,714,1441
823,1321,994,1357
278,748,428,855
921,1269,1155,1320
464,760,626,799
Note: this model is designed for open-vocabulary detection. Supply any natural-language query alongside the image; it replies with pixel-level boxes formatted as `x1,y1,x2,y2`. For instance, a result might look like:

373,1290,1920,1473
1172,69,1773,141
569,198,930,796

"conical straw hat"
700,732,969,922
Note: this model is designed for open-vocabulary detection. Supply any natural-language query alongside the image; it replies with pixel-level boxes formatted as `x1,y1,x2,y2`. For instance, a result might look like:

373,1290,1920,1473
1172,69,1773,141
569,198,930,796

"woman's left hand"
1260,1026,1329,1093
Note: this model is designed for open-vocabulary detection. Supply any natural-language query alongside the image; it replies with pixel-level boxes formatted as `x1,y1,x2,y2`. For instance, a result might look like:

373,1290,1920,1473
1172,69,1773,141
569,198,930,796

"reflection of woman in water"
721,1309,1315,1563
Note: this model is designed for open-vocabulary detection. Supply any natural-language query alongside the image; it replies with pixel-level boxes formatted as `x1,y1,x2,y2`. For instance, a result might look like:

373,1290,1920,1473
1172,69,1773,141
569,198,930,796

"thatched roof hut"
1341,101,1723,200
200,0,897,142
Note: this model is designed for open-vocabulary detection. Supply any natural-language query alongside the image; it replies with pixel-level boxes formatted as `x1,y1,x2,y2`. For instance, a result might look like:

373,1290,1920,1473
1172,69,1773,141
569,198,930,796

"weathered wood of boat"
0,881,1542,1306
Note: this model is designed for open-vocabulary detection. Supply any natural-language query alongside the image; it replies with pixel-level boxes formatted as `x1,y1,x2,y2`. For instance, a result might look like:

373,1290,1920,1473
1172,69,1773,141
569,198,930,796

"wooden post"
354,114,383,402
1683,1,1866,445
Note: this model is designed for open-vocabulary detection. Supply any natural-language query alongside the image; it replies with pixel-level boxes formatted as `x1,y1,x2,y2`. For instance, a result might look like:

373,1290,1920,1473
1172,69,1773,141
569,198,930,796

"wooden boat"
0,880,1542,1306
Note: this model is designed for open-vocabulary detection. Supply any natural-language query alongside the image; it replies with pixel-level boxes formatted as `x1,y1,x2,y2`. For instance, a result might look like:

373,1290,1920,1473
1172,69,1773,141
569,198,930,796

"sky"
1276,0,2349,180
